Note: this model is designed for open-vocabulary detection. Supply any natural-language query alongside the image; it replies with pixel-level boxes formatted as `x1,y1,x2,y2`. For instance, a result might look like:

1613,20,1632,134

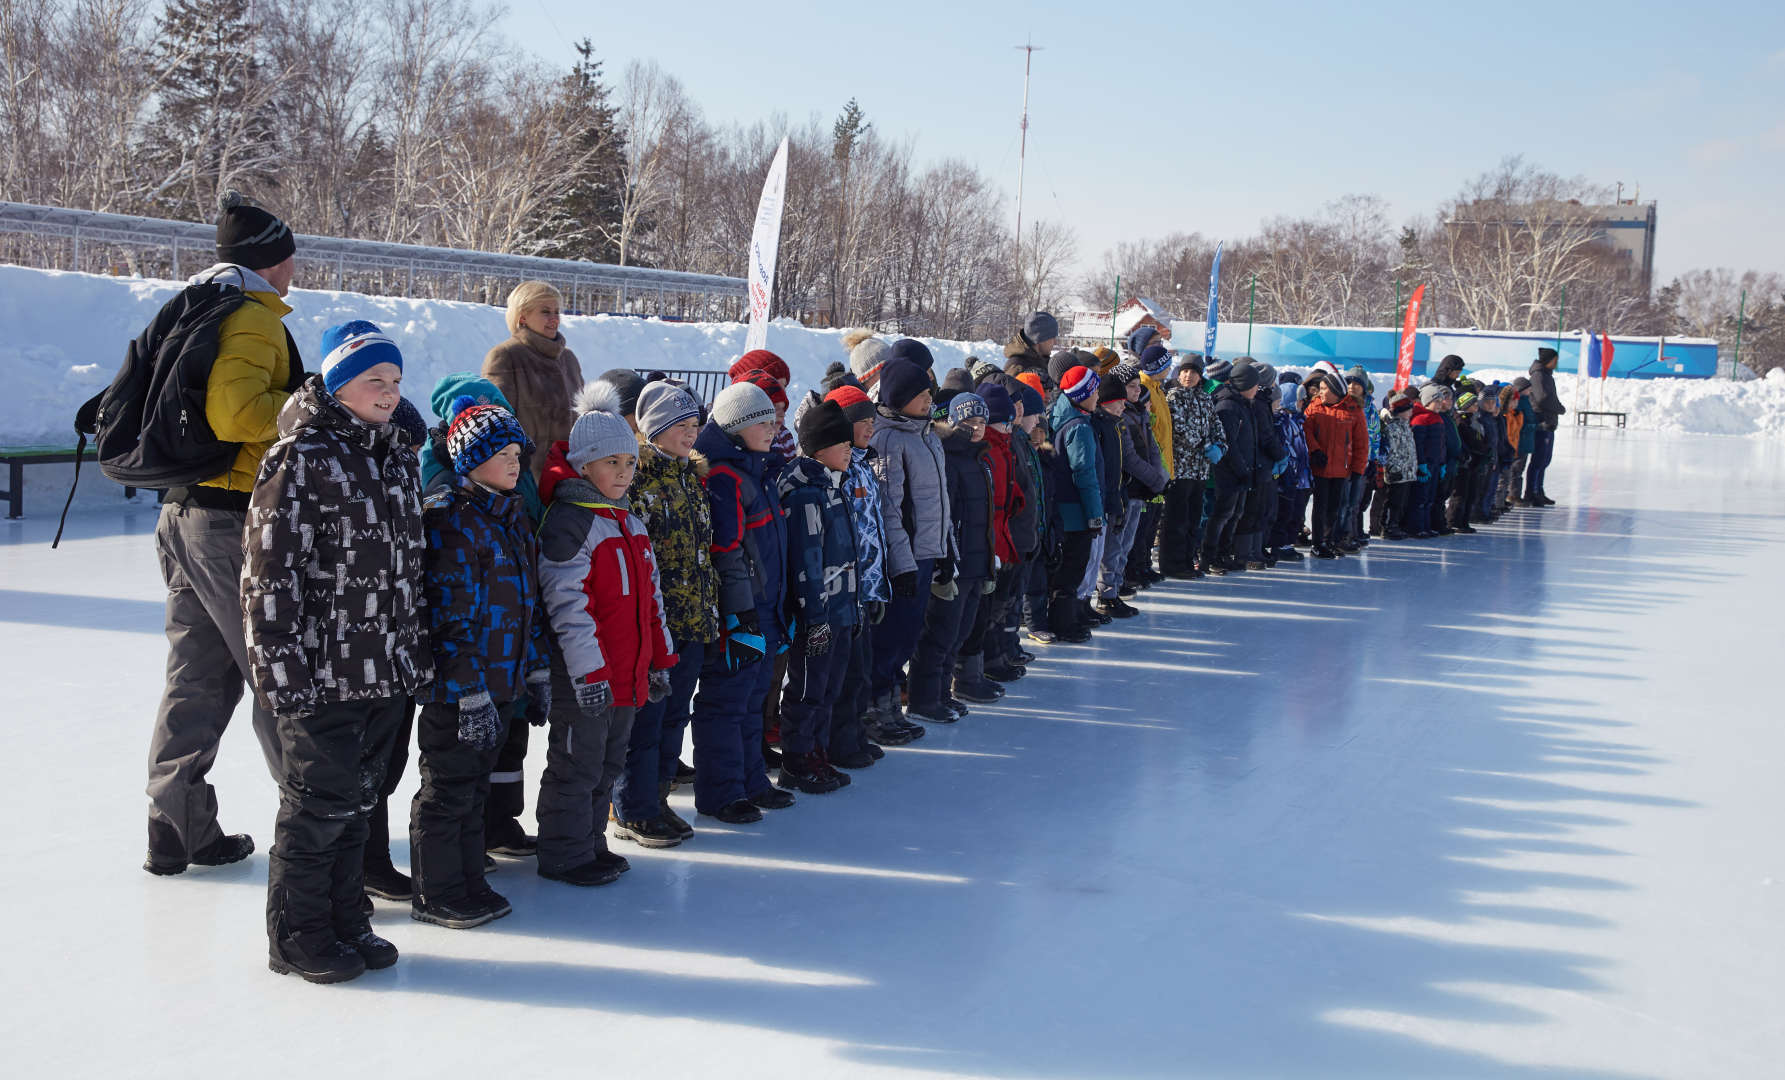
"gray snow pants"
535,655,635,874
147,501,282,857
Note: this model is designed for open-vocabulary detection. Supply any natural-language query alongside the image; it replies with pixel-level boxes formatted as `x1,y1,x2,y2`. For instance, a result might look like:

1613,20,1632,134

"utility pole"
1013,39,1043,286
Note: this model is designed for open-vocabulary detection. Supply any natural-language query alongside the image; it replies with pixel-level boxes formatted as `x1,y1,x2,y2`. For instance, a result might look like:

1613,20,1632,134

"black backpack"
53,283,300,547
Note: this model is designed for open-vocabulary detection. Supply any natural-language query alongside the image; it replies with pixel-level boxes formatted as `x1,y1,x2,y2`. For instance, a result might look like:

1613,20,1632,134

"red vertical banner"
1600,333,1615,381
1393,283,1426,392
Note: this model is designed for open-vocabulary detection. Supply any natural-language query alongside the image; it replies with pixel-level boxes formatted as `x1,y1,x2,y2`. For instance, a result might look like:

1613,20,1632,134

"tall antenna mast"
1013,39,1043,290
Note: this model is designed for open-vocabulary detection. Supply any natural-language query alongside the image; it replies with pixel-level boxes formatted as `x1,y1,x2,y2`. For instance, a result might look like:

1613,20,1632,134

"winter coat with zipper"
536,443,675,708
1273,407,1312,490
1003,334,1052,386
1510,392,1537,454
1304,398,1362,480
1121,402,1168,499
843,445,890,603
194,264,304,495
419,474,552,707
481,328,585,485
1409,403,1448,471
940,422,997,581
692,420,789,631
869,406,954,577
632,438,722,646
982,426,1025,565
1090,407,1127,526
778,456,861,631
1528,359,1567,429
1378,407,1418,482
1250,394,1288,482
1210,384,1258,487
1002,426,1045,557
1047,393,1105,531
1441,411,1464,474
242,375,432,717
1457,412,1492,469
1166,382,1223,482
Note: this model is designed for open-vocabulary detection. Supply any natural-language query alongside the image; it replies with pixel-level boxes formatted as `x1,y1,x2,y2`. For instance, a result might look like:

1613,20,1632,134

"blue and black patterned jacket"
419,474,552,705
777,455,862,631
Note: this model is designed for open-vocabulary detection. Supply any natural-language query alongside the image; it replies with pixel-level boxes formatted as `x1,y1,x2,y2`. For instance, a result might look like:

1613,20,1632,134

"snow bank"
0,263,997,446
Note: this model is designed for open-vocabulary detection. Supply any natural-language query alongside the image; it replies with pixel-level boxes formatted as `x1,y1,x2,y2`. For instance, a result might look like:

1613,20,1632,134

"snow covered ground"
6,429,1785,1078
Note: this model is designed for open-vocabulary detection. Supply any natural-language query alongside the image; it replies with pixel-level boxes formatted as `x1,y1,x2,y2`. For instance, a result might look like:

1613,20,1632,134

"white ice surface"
4,430,1785,1079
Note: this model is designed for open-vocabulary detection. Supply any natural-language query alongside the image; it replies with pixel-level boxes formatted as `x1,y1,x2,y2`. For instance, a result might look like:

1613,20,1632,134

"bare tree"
612,59,689,266
1018,218,1076,314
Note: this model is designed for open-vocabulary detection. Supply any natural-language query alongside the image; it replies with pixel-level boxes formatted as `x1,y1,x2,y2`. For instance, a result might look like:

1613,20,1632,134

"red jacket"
537,443,676,707
1303,399,1360,480
983,427,1025,565
1341,396,1369,474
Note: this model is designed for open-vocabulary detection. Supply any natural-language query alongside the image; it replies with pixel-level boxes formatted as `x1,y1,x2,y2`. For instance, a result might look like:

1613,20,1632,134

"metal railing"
0,201,747,320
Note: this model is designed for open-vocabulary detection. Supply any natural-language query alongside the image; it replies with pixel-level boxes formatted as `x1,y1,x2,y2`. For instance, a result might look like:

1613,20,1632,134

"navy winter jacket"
1210,385,1258,486
777,455,861,631
940,422,996,580
694,420,788,631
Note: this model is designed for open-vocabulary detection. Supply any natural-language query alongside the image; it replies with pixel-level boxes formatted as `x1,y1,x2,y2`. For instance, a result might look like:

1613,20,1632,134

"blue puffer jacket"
1273,407,1311,490
694,420,788,632
419,474,552,706
940,422,996,581
777,455,861,631
1047,392,1105,531
843,445,889,603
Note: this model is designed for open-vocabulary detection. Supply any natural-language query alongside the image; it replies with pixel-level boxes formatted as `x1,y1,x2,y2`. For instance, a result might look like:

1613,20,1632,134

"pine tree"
141,0,283,221
532,39,627,265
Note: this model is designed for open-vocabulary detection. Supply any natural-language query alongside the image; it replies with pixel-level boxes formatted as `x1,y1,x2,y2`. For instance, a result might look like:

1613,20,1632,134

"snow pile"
0,264,996,447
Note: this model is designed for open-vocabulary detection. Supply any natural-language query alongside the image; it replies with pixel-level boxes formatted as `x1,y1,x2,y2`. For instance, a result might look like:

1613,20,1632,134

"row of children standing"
229,276,1566,984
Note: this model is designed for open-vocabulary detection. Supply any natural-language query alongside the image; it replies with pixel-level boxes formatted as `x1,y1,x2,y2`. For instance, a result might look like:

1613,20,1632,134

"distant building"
1067,297,1175,349
1443,200,1659,296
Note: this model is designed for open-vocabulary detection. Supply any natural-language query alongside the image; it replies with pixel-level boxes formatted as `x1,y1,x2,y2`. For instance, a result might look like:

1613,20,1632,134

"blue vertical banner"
1204,241,1223,359
1585,333,1604,378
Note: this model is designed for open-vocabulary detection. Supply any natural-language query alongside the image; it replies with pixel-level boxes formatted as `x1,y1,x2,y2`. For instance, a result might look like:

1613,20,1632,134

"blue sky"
505,1,1785,291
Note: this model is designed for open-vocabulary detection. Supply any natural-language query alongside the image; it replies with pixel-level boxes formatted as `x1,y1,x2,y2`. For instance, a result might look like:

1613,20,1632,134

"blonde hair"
506,280,563,335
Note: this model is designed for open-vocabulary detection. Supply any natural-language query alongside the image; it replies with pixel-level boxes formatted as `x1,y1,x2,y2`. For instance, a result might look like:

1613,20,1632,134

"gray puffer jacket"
869,406,954,576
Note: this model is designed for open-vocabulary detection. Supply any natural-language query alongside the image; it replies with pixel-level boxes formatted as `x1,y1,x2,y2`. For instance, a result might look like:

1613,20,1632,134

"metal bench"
1575,411,1627,429
0,445,138,519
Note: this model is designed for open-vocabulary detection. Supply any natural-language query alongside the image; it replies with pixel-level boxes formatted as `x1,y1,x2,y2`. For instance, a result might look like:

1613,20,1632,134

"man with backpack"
142,194,303,876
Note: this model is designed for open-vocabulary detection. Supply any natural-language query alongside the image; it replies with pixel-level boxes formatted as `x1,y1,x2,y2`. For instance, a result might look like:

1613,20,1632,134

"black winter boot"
659,781,694,839
614,814,684,848
269,938,366,984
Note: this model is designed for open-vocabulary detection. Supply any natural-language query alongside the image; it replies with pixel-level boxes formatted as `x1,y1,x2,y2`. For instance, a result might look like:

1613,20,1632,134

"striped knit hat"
319,320,402,395
446,397,532,476
1061,365,1101,403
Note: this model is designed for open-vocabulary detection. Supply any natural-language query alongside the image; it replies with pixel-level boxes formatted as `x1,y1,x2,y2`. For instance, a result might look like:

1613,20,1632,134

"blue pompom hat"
319,320,403,396
445,395,532,476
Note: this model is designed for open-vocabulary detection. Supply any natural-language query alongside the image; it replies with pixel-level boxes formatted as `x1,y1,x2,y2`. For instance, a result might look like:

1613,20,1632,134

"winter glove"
524,670,552,727
647,669,672,704
802,622,834,656
1203,443,1224,465
573,677,612,716
1416,463,1431,482
866,599,886,625
457,691,503,751
982,578,997,595
931,578,958,601
892,571,918,599
932,555,955,585
1086,517,1104,537
724,611,767,671
1387,469,1405,485
1272,457,1288,478
1309,449,1328,470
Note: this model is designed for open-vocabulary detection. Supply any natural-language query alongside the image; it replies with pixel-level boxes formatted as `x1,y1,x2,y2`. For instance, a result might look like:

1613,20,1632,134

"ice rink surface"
4,429,1783,1079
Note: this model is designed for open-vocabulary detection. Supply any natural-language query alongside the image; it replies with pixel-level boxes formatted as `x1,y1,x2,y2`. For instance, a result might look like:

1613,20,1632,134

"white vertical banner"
745,136,790,353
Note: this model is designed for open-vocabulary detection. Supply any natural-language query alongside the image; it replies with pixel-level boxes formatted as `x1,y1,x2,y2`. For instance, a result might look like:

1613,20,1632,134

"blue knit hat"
445,396,532,476
1024,311,1059,346
1139,343,1172,376
948,392,989,424
1015,382,1044,419
319,320,403,396
889,338,935,372
978,382,1014,424
878,357,932,412
1126,325,1159,357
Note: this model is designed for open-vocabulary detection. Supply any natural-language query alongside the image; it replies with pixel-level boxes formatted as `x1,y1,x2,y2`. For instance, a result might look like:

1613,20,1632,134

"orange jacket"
1303,399,1359,480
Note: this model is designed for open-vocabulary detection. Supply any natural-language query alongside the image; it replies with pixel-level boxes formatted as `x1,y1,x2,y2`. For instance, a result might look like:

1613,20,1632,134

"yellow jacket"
1140,372,1173,481
201,289,296,492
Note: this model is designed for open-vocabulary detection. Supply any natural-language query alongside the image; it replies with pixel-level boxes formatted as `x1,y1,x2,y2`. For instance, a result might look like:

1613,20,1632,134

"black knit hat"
215,191,295,269
878,357,931,412
1098,371,1129,403
1047,349,1079,386
1227,360,1260,392
797,399,854,456
597,368,647,418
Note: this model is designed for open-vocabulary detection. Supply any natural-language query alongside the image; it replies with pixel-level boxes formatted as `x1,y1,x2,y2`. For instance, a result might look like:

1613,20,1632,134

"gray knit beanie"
636,381,701,442
1419,383,1449,407
711,381,776,435
850,336,890,384
566,382,638,470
